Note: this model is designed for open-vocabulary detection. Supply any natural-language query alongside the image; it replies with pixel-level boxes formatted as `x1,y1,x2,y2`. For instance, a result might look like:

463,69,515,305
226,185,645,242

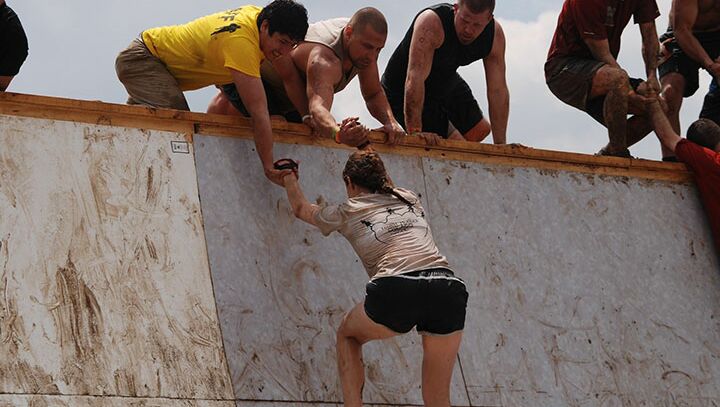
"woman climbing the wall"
278,151,468,407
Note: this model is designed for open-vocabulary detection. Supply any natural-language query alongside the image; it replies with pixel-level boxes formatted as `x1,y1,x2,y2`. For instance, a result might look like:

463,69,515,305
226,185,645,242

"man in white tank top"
208,8,405,149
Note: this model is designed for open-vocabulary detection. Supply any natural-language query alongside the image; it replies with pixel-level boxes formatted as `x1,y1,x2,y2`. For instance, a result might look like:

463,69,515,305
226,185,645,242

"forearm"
642,34,660,79
648,101,681,151
284,177,318,224
365,91,397,127
404,78,425,131
676,28,715,69
242,99,275,169
309,98,338,137
251,117,275,170
488,87,509,144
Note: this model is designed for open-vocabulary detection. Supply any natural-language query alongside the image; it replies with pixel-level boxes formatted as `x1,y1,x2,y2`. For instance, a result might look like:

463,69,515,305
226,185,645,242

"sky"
7,0,711,160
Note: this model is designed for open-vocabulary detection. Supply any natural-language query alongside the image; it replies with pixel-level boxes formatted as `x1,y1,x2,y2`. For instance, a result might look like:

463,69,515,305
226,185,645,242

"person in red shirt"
646,93,720,255
545,0,662,157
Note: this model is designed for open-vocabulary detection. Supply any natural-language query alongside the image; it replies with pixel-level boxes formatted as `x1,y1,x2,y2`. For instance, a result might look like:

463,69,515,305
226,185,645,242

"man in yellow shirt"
115,0,308,185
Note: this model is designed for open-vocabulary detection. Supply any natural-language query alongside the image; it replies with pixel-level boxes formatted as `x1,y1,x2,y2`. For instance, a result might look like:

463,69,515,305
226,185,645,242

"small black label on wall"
171,141,190,154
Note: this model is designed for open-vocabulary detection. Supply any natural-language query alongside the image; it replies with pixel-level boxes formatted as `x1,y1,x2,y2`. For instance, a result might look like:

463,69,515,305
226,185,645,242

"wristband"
331,127,341,144
302,114,312,122
273,158,299,171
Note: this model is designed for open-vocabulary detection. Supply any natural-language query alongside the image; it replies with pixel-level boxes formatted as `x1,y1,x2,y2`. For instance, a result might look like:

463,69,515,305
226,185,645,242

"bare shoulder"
306,44,342,84
307,44,341,69
487,20,506,58
288,42,315,71
413,9,444,49
493,20,505,43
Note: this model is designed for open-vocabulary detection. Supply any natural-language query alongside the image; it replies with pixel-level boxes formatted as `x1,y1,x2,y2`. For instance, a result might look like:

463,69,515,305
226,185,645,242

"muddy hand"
337,117,369,147
410,131,442,146
379,122,406,145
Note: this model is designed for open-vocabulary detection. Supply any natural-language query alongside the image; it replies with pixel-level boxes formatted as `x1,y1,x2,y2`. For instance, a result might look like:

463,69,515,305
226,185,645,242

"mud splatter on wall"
194,135,719,406
0,116,232,401
1,111,718,406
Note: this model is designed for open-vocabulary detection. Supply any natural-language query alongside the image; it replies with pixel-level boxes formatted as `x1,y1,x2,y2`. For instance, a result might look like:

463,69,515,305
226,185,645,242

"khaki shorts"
115,37,189,111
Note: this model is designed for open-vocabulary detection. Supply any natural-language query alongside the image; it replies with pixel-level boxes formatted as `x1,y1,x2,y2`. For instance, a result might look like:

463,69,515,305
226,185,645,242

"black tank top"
382,3,495,95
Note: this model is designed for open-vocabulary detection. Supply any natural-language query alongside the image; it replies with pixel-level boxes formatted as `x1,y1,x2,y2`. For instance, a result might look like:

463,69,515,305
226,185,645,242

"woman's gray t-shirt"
314,188,450,280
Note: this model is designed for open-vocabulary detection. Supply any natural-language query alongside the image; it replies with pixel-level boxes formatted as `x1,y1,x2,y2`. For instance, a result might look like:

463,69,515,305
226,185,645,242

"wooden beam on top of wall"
0,91,692,183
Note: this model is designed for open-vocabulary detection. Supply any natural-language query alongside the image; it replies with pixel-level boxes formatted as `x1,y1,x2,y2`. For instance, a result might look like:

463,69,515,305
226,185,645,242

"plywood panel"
0,116,232,400
421,158,720,406
193,135,471,406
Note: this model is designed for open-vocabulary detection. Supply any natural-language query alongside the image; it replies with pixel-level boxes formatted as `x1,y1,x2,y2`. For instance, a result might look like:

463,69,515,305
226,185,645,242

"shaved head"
348,7,387,35
458,0,495,13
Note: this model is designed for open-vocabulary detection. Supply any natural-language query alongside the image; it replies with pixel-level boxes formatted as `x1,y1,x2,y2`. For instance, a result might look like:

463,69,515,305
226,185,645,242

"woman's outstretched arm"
282,173,320,227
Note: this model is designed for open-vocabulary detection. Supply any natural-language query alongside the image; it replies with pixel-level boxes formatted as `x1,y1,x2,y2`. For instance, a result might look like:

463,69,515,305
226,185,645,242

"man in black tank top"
381,0,509,144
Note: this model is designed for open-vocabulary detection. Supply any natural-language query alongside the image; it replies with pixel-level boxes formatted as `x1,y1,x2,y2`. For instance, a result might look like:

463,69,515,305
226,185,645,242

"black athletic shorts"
382,73,483,138
0,4,28,76
701,79,720,125
364,268,468,335
220,82,302,123
659,29,720,98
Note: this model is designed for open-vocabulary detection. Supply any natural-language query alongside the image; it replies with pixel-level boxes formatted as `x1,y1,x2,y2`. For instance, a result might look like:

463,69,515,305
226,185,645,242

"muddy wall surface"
0,116,233,405
1,113,719,406
194,134,720,407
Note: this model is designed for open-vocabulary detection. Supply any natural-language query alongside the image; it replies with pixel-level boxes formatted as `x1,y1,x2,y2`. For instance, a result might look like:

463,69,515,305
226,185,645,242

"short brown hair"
458,0,495,13
687,118,720,151
348,7,388,35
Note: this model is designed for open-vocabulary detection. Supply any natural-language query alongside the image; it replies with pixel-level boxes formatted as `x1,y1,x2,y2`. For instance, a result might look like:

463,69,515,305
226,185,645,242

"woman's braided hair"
342,151,414,206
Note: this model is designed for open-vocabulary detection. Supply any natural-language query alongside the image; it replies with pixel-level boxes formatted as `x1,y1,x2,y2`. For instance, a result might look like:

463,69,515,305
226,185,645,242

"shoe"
595,146,632,158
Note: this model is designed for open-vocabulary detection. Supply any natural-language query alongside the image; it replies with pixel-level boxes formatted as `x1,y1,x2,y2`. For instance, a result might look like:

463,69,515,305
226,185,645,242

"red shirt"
676,139,720,255
547,0,660,61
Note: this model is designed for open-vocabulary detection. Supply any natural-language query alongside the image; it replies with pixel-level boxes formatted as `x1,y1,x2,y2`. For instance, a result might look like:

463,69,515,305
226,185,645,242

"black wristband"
273,158,298,170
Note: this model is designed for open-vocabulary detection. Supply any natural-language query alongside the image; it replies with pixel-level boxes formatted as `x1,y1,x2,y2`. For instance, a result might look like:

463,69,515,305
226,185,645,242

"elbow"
674,29,693,48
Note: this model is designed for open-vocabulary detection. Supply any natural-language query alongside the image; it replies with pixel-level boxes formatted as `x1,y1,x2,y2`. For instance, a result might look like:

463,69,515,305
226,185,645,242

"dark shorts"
659,30,720,97
545,56,642,126
220,82,302,123
0,4,28,76
364,268,468,335
701,79,720,125
382,73,483,138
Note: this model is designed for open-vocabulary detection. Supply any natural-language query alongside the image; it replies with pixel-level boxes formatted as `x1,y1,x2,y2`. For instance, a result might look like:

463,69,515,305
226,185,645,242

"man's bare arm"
359,63,395,125
672,0,720,77
358,62,405,143
404,10,443,132
648,99,682,152
306,48,342,136
483,21,509,144
639,21,661,90
231,69,286,185
273,54,310,117
282,174,320,226
306,48,369,146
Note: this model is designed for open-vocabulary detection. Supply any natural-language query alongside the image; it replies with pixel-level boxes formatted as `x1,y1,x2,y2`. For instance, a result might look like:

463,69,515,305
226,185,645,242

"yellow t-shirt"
142,6,264,91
